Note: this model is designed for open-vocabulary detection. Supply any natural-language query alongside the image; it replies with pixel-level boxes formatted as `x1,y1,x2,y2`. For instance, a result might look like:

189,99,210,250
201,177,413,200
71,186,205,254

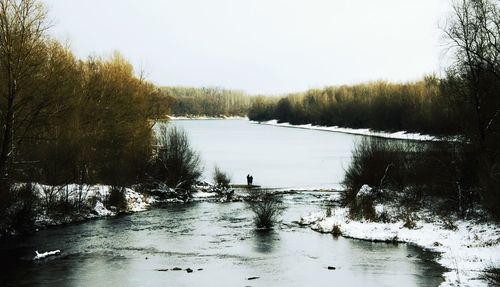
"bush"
106,186,127,211
151,125,202,191
213,166,231,188
247,191,283,230
342,138,405,204
342,137,481,218
0,183,38,235
482,268,500,286
332,224,342,237
325,206,332,217
349,195,377,221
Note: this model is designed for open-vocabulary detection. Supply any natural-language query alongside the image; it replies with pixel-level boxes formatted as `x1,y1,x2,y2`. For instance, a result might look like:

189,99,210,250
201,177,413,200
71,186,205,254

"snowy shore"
31,184,156,227
16,183,225,232
169,115,247,120
299,205,500,287
255,119,446,141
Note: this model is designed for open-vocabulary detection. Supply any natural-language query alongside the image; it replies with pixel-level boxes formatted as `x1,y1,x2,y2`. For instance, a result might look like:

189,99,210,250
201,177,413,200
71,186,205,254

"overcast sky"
43,0,452,95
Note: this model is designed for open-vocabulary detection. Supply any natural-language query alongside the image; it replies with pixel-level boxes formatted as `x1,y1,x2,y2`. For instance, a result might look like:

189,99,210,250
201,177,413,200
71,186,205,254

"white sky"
43,0,452,95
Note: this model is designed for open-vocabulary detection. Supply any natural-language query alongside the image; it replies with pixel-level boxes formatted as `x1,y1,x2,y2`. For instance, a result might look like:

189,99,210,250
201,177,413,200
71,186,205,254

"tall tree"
444,0,500,214
0,0,48,191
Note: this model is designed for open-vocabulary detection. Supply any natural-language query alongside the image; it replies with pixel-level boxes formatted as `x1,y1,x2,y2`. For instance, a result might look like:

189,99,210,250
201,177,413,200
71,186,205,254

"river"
172,119,363,190
0,119,445,286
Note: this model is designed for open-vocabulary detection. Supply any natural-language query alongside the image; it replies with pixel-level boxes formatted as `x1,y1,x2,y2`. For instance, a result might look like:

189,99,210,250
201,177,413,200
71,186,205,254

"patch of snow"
300,207,500,287
34,250,61,260
191,191,218,198
356,184,373,198
253,120,457,142
93,201,115,217
26,183,155,227
170,115,248,120
298,211,324,226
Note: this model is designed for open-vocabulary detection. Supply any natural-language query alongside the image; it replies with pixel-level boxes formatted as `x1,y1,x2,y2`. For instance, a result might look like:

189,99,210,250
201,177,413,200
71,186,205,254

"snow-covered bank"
169,115,247,120
31,184,156,227
299,207,500,287
255,119,449,141
27,182,239,229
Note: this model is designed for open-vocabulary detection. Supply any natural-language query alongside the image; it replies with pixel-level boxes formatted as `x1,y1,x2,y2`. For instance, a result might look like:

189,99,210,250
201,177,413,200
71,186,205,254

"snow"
34,250,61,260
299,207,500,287
191,191,219,198
27,183,155,226
93,201,115,216
169,115,248,120
356,184,373,197
255,120,451,141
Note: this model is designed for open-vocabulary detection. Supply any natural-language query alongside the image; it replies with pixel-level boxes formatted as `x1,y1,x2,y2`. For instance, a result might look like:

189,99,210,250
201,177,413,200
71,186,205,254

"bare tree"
0,0,49,191
444,0,500,214
444,0,500,149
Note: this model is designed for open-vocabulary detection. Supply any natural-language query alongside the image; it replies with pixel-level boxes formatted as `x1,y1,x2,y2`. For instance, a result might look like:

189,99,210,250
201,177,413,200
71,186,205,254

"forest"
0,0,175,232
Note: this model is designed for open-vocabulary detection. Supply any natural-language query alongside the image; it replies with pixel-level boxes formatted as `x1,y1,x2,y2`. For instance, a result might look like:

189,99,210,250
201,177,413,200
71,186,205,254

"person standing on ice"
246,174,251,186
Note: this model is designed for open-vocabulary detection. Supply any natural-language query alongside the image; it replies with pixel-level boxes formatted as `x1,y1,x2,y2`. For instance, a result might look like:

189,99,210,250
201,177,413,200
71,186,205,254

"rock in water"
247,277,260,280
186,268,193,273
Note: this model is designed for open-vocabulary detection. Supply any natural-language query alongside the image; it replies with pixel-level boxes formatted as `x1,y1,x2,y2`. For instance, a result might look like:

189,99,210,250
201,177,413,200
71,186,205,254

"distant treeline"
163,77,464,137
163,87,252,117
248,76,460,136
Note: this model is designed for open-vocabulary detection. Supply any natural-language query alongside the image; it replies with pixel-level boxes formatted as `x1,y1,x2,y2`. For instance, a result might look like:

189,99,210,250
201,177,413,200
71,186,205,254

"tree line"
163,86,252,117
247,77,460,136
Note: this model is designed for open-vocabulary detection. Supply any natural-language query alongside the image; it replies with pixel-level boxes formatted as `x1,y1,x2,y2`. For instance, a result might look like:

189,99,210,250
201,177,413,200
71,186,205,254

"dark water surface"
1,192,444,287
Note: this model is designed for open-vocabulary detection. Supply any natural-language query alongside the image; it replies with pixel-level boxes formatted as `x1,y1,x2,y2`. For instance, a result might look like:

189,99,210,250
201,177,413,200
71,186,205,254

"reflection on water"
253,230,279,254
0,191,445,287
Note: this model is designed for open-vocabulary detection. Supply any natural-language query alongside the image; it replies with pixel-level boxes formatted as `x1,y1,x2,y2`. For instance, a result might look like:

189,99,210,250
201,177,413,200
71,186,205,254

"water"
0,192,444,287
0,120,446,286
172,119,362,189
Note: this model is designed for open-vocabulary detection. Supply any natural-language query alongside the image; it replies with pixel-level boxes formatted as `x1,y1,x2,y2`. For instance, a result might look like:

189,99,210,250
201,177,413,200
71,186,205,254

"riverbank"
169,115,248,120
299,204,500,287
253,119,454,142
1,183,231,237
29,184,155,232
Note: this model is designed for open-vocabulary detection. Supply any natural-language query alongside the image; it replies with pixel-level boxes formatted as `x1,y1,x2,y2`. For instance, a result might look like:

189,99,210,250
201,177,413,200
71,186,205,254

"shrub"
106,186,127,211
151,125,202,191
325,206,332,217
348,195,377,221
482,268,500,286
247,191,283,230
341,138,407,206
213,166,231,188
332,224,342,237
0,183,38,235
402,213,417,229
342,137,482,218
